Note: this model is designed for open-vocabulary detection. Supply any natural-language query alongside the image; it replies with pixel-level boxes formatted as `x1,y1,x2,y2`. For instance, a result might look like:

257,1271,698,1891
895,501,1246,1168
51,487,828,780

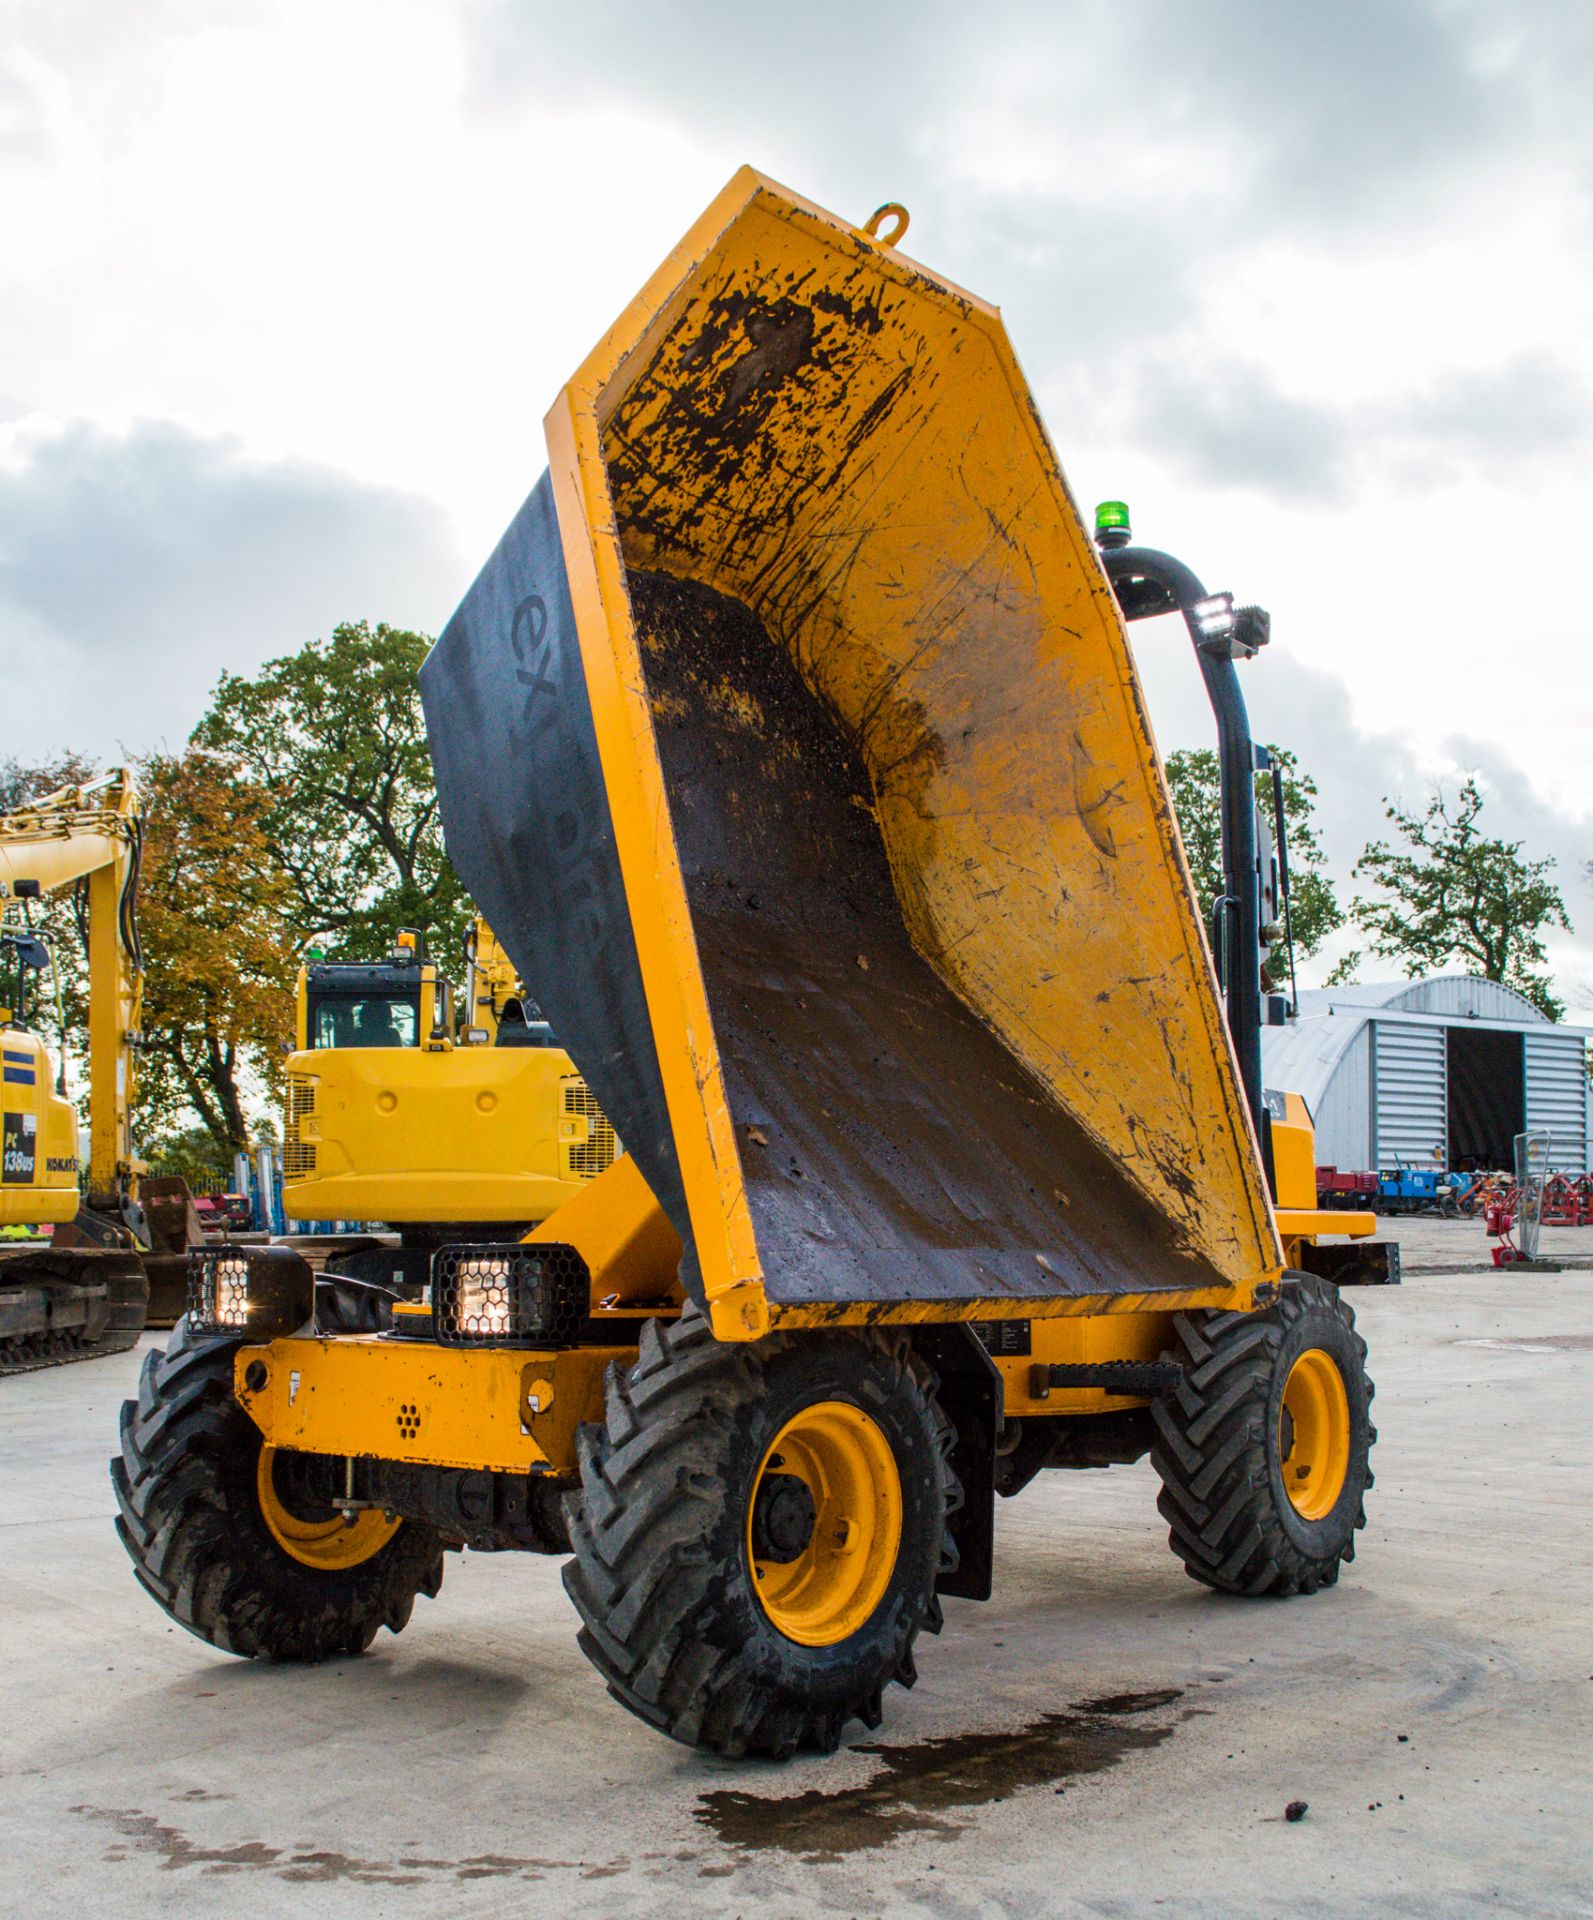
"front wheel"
563,1310,959,1758
1151,1274,1375,1596
112,1317,444,1659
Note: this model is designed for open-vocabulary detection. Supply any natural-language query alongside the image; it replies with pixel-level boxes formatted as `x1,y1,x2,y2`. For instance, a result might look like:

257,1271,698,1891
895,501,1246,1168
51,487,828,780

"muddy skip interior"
631,568,1217,1305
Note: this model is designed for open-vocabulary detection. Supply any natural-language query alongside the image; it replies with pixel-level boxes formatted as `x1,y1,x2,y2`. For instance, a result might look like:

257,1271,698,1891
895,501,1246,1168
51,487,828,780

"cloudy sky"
3,0,1590,999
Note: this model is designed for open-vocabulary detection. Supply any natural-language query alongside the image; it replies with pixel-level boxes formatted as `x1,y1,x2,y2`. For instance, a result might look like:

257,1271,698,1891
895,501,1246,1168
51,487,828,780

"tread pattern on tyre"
111,1315,444,1660
563,1308,959,1759
1151,1274,1375,1597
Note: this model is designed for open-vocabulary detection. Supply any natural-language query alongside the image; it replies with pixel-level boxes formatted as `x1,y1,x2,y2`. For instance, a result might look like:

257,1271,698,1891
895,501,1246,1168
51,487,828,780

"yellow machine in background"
1,770,151,1371
281,919,619,1293
119,172,1387,1759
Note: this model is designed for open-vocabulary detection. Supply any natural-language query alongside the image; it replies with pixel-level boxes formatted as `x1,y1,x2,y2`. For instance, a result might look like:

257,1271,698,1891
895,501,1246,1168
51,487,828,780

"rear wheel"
564,1309,958,1758
1151,1274,1374,1596
112,1317,444,1659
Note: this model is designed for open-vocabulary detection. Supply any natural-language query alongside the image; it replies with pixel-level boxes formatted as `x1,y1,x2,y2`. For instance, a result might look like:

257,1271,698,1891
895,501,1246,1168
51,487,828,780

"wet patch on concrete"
1456,1335,1593,1353
696,1688,1187,1861
1072,1687,1184,1716
70,1804,622,1887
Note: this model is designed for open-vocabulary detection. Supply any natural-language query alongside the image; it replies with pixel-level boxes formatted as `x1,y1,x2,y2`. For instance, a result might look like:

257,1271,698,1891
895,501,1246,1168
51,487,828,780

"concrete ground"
1387,1214,1593,1274
3,1241,1591,1918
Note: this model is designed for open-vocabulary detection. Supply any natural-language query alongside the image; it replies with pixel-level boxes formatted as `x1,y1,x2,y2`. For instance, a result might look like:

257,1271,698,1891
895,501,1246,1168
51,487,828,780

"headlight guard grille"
432,1242,588,1348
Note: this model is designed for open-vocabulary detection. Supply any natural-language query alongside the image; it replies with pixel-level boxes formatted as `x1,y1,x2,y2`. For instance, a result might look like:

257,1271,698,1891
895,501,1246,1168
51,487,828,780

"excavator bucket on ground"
420,168,1280,1337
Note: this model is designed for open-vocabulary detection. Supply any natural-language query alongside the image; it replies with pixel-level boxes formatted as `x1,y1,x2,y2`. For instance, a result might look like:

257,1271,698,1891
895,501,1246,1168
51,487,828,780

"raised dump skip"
421,168,1279,1327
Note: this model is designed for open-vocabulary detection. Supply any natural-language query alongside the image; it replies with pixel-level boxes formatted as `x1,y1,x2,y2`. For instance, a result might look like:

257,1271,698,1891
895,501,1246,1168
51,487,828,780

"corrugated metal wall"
1314,1021,1372,1169
1524,1032,1590,1173
1388,977,1543,1021
1372,1021,1448,1167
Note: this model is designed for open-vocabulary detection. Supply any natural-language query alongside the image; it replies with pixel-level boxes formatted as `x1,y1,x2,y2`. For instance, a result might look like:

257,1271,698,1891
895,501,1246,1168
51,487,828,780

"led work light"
430,1243,589,1348
186,1244,315,1336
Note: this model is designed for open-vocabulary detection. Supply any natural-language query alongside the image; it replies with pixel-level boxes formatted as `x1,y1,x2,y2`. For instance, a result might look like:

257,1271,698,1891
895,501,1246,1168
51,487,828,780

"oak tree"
194,621,469,965
133,751,298,1155
1349,776,1568,1018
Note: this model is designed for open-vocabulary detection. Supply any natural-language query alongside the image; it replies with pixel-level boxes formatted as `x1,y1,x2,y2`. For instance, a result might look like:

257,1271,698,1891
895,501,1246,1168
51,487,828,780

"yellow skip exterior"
540,168,1281,1338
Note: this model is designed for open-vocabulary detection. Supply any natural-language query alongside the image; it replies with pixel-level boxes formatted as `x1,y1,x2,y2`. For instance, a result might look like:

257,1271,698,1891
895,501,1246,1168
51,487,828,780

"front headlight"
455,1251,514,1338
184,1249,252,1330
187,1244,314,1336
431,1242,588,1348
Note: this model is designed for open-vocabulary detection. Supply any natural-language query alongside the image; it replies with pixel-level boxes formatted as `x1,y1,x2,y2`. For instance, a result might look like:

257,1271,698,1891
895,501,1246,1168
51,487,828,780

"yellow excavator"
1,770,155,1371
118,172,1395,1756
280,918,620,1307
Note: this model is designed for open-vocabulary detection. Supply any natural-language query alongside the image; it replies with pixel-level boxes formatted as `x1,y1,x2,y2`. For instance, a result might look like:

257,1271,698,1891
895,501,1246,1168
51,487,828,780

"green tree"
1349,776,1569,1018
194,620,469,963
147,1123,234,1192
2,751,297,1158
1164,745,1344,968
134,751,298,1156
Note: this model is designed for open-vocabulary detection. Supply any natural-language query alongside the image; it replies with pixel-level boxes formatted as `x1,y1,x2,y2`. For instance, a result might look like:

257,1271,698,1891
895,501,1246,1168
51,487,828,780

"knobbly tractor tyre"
564,1309,959,1759
1151,1273,1375,1596
112,1317,444,1660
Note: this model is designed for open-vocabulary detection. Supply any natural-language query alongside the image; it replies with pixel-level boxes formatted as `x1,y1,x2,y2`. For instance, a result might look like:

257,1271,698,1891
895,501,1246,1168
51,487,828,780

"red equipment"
1541,1175,1581,1228
1315,1166,1378,1208
1485,1200,1524,1267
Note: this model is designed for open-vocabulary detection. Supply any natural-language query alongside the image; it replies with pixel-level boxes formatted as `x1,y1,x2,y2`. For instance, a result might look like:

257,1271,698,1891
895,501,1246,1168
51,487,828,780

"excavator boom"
0,769,153,1371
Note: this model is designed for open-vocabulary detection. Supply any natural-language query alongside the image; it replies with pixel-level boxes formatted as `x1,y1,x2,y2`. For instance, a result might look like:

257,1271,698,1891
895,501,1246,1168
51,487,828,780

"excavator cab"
0,929,78,1229
299,930,432,1053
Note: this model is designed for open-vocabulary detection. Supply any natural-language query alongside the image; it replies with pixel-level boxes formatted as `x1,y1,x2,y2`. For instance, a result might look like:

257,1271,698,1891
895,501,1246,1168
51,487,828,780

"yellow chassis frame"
236,1304,1194,1481
235,1336,632,1476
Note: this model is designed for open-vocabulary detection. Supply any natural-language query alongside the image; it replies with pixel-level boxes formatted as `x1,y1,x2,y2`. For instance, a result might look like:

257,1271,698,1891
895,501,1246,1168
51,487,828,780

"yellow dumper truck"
115,171,1377,1758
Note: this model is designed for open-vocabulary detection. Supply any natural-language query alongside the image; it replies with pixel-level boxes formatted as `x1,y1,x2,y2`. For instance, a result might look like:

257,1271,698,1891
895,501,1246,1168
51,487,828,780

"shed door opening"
1446,1026,1523,1171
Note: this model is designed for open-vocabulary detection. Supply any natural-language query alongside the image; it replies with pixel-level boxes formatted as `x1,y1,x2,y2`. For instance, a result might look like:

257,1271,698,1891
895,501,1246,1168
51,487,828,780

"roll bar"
1099,542,1271,1146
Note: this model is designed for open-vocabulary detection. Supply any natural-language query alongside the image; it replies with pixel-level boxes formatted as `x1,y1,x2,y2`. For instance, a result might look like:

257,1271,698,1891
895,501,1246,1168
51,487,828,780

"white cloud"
0,0,1588,997
0,417,462,759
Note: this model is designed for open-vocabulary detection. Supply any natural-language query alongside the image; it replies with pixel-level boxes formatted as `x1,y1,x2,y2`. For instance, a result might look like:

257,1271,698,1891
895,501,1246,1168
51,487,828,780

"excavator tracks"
0,1321,142,1376
0,1250,148,1375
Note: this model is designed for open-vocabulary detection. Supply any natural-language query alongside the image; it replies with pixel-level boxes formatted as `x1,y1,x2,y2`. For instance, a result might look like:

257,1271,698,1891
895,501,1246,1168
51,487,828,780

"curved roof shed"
1261,977,1590,1174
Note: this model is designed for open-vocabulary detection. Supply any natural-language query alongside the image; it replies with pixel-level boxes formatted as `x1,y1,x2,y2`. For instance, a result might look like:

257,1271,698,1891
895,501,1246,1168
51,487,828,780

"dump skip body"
421,168,1281,1331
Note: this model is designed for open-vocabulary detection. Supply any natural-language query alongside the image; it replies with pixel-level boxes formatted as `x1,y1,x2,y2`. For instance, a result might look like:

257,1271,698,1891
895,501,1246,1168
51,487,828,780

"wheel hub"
1278,1347,1351,1521
256,1446,401,1571
745,1400,903,1648
750,1470,817,1562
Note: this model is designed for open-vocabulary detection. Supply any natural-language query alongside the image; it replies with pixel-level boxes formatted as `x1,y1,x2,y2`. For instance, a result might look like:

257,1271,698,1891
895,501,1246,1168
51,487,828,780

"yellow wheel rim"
746,1401,903,1648
1279,1348,1351,1521
256,1447,400,1572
